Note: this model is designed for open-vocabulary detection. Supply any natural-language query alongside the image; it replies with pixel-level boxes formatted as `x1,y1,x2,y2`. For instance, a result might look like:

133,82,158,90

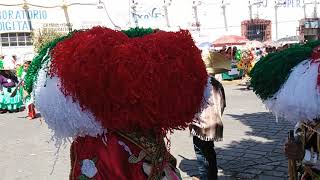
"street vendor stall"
202,50,231,75
212,35,248,80
250,41,320,180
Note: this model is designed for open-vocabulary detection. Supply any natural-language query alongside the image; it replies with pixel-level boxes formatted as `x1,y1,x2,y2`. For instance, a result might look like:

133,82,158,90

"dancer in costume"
250,41,320,122
25,27,208,179
237,49,255,89
250,41,320,179
0,69,22,113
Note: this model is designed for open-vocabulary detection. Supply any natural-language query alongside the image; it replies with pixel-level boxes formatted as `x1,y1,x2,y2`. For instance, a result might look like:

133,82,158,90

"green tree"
33,29,65,53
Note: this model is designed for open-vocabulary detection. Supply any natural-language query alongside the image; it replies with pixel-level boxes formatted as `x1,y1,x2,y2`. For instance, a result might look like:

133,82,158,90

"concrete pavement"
0,82,293,180
172,82,293,180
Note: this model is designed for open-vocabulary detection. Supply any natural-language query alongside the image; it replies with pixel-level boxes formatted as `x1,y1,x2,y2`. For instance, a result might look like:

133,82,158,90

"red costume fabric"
50,27,207,134
28,104,36,119
70,133,148,180
29,27,206,180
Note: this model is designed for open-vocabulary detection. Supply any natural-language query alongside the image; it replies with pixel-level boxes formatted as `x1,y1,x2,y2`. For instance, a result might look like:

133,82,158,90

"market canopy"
263,40,280,47
246,40,264,49
196,42,212,49
212,35,249,47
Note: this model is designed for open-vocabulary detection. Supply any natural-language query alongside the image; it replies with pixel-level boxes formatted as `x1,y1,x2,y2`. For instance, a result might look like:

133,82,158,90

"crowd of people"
210,44,293,87
0,55,36,119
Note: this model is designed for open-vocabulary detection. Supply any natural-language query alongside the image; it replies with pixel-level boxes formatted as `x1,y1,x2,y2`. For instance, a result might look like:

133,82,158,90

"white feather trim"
34,68,105,140
264,60,320,123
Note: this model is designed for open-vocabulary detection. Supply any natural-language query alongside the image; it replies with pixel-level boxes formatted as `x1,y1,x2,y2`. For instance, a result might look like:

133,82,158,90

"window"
18,33,26,46
1,34,9,47
247,24,267,41
0,32,32,47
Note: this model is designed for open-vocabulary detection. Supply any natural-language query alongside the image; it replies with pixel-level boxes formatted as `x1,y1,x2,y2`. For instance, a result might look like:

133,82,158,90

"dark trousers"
193,136,218,180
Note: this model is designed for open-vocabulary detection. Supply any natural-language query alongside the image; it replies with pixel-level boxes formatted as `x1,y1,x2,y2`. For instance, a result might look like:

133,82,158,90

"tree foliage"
32,29,65,53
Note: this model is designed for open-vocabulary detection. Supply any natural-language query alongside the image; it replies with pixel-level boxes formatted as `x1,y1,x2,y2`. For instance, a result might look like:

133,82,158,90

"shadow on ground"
178,155,199,178
179,112,293,180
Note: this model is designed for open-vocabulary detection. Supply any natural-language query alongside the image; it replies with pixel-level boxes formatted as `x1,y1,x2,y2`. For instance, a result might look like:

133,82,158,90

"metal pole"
62,1,72,32
249,1,253,20
164,0,171,27
193,1,200,31
23,0,33,31
314,0,318,18
164,7,170,27
275,2,278,41
256,4,260,18
222,1,228,31
132,0,139,27
128,0,131,27
303,0,307,19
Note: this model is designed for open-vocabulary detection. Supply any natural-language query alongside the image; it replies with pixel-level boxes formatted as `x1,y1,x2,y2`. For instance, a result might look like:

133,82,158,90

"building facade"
241,19,272,42
298,18,320,42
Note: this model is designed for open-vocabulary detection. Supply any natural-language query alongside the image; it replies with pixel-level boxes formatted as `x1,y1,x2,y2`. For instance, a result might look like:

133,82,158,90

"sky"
0,0,318,42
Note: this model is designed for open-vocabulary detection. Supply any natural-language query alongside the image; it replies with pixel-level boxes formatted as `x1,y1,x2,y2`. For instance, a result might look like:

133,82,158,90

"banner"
130,4,164,28
0,9,48,31
252,0,301,8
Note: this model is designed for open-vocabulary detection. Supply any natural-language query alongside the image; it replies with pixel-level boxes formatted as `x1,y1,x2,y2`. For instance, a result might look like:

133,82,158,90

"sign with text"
131,6,164,27
42,23,70,33
253,0,301,8
0,10,48,31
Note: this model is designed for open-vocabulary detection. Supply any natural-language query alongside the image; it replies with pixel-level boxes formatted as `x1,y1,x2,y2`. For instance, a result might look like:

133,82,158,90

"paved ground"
0,82,293,180
171,82,293,180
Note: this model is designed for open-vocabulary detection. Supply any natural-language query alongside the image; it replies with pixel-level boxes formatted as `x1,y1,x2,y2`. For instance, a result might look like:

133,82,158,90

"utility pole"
274,0,285,41
163,0,172,27
303,0,307,19
62,0,72,32
128,0,131,27
221,0,230,32
275,4,278,40
302,0,320,19
22,0,33,31
131,0,139,27
313,0,318,18
248,0,264,20
192,1,201,32
249,1,253,20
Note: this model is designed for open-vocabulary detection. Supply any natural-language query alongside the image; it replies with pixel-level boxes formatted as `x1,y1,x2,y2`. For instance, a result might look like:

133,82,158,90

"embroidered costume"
25,27,208,180
250,41,320,123
0,70,22,112
250,41,320,180
237,49,255,75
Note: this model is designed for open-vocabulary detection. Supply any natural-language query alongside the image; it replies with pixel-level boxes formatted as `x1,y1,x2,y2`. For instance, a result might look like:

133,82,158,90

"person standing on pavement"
190,75,226,180
21,61,36,119
0,56,4,70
